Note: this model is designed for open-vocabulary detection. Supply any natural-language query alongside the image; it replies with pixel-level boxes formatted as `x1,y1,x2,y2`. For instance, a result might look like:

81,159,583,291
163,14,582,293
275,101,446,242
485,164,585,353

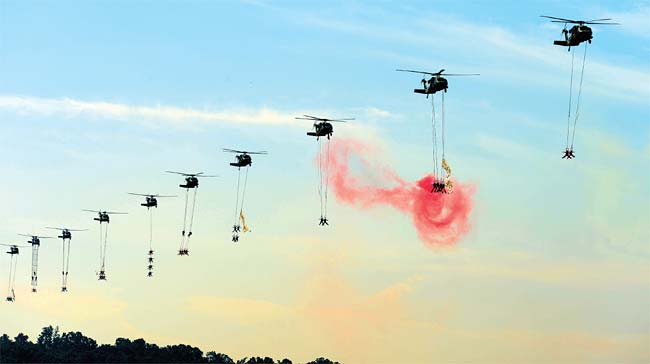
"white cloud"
0,95,300,127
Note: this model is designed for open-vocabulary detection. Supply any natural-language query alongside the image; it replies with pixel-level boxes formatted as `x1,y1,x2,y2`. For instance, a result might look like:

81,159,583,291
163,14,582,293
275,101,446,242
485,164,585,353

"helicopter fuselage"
141,196,158,208
230,154,252,168
94,213,110,223
180,176,199,189
59,230,72,240
554,25,592,47
414,76,448,95
27,237,41,246
307,122,334,139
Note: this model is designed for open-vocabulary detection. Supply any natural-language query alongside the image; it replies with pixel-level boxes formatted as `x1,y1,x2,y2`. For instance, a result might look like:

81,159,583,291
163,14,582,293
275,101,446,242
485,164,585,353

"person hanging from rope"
442,158,454,193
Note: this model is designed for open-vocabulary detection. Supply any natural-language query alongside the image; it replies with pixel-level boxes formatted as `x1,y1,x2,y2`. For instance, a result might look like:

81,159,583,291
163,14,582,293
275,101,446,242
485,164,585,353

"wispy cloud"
0,95,396,132
290,8,650,103
0,95,299,127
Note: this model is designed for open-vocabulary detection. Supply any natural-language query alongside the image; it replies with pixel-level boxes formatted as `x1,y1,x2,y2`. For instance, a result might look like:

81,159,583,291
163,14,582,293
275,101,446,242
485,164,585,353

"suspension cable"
7,255,13,296
182,188,189,234
234,167,242,226
442,92,446,160
324,139,330,218
431,97,439,179
101,224,109,270
571,43,588,149
149,208,153,251
240,166,250,213
317,139,324,217
566,48,575,148
187,188,198,239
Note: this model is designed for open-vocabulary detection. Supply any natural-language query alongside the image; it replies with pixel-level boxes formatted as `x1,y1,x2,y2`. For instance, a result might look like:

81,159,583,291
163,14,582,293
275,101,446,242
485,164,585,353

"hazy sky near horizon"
0,1,649,363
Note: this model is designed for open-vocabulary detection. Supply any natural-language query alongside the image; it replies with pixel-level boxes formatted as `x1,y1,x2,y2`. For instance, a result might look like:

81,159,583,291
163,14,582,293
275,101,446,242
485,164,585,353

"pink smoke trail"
326,138,474,247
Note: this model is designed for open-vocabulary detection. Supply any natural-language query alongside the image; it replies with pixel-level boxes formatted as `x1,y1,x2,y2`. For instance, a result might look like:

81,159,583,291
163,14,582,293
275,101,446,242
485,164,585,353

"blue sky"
0,1,648,363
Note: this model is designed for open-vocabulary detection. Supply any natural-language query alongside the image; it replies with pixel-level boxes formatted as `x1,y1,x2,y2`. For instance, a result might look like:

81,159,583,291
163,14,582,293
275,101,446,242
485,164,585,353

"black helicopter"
128,193,176,208
541,16,618,51
1,243,25,302
396,69,479,97
47,227,87,241
20,234,53,247
166,171,217,189
296,115,354,140
223,149,268,168
3,244,20,255
83,210,128,223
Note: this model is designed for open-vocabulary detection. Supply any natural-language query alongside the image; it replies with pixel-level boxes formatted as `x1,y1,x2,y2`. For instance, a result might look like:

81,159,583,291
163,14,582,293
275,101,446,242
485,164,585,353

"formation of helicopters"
2,15,616,302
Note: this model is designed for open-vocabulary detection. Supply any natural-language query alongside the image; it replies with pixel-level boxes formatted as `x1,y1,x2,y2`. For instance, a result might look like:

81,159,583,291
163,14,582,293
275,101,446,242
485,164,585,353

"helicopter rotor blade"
82,209,101,213
165,171,198,176
46,227,88,231
128,193,150,197
222,148,245,154
104,211,128,215
396,69,439,76
584,21,619,25
586,18,613,22
541,15,578,23
0,243,28,248
441,73,480,76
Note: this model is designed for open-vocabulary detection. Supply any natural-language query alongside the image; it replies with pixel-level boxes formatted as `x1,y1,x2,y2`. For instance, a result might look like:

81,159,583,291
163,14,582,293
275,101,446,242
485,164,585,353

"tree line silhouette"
0,326,340,364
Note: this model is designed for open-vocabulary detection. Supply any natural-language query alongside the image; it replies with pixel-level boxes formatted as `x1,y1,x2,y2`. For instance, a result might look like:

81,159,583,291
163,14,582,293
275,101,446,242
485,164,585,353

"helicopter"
396,69,479,97
223,149,268,168
3,244,20,255
20,234,53,247
166,171,217,189
83,210,127,223
47,227,87,241
1,243,26,302
128,193,176,208
19,234,53,292
295,115,354,140
46,227,87,292
541,16,618,51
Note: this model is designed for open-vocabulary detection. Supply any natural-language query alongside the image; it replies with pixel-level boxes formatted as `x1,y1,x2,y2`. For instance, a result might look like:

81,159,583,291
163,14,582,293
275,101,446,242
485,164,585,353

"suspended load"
223,148,267,242
166,171,216,255
541,16,618,159
1,244,24,302
296,115,353,226
397,68,478,193
47,227,87,292
18,234,53,293
128,193,175,277
83,210,127,280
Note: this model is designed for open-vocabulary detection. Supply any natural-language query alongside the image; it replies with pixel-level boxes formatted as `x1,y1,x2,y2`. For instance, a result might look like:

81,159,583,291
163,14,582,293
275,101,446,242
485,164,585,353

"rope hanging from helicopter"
231,166,250,242
430,92,451,193
30,243,39,291
7,253,18,301
61,238,71,290
98,222,109,279
317,137,331,226
563,40,588,159
178,186,199,254
147,208,154,276
430,96,439,181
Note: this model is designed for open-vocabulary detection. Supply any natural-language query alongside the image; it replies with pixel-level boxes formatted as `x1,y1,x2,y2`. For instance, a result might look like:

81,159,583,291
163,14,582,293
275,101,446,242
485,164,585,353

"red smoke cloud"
327,138,474,247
